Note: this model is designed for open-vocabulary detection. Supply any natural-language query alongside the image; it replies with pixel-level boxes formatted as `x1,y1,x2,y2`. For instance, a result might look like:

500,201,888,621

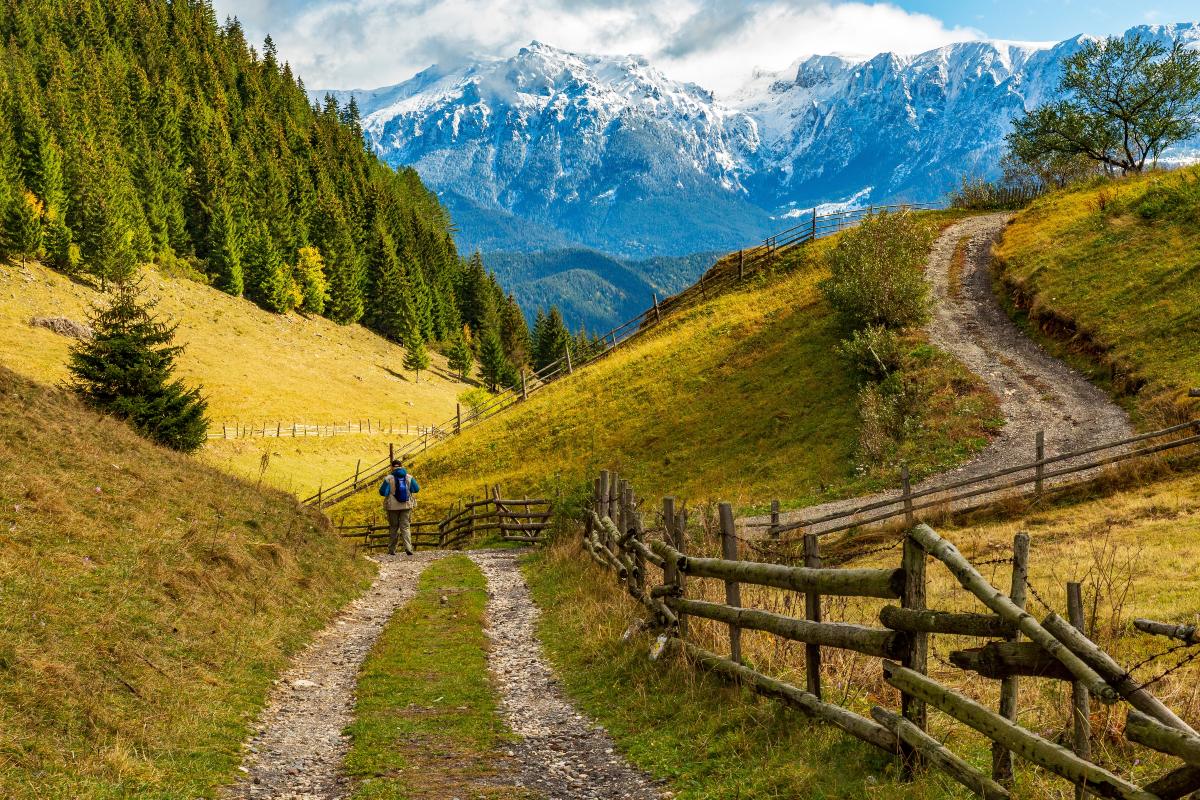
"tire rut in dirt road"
469,549,669,800
224,552,443,800
750,213,1132,534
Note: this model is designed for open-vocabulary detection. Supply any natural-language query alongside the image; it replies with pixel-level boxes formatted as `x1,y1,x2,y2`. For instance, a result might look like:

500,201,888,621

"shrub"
457,387,494,416
820,210,934,331
855,373,924,465
837,324,903,381
1132,171,1200,222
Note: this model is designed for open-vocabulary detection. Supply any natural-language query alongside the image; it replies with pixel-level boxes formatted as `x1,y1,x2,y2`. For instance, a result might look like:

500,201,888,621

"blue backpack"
392,474,410,503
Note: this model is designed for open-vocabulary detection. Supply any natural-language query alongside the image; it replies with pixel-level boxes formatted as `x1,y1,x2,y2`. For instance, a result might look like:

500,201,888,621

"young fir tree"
67,280,208,452
243,223,292,312
447,333,474,380
499,293,531,369
207,195,243,295
2,189,43,266
293,247,327,315
478,329,515,391
402,325,431,383
534,306,572,370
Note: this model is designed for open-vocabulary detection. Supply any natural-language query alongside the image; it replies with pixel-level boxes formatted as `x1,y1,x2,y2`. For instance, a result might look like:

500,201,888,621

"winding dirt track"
223,553,442,800
750,213,1132,534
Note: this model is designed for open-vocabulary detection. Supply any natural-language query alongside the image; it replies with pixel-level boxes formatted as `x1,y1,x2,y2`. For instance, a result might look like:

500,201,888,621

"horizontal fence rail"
580,468,1200,799
208,419,439,440
750,420,1200,539
336,488,553,551
306,201,947,509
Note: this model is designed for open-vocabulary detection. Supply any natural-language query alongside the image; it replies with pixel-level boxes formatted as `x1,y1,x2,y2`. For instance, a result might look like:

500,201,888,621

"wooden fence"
337,489,553,551
208,419,439,439
751,420,1200,539
305,200,942,509
582,468,1200,799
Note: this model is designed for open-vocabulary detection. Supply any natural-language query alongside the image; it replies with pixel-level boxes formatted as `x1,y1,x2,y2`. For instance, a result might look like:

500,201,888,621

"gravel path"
469,549,668,800
223,552,443,800
748,213,1132,534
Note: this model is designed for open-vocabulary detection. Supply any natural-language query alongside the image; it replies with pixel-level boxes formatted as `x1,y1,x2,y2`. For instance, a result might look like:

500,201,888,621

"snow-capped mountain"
320,23,1200,260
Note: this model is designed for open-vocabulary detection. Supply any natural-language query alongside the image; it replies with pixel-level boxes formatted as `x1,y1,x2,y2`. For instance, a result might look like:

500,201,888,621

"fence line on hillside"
750,419,1200,540
582,467,1200,799
207,419,440,440
304,200,943,508
336,485,552,550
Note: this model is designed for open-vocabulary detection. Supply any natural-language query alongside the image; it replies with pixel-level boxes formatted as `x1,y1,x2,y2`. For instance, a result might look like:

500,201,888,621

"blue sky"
214,0,1198,94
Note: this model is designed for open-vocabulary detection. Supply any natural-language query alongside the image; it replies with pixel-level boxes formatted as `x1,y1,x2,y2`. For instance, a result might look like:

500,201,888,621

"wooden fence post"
901,525,928,772
455,404,462,435
566,346,574,375
993,531,1030,785
811,208,817,240
276,422,281,437
902,464,914,526
770,499,781,538
719,503,742,664
804,532,822,699
1067,580,1091,800
608,471,620,524
598,471,611,521
521,369,528,400
222,424,227,439
653,292,661,322
389,443,394,464
738,249,744,279
628,486,644,593
1035,430,1046,497
353,459,361,490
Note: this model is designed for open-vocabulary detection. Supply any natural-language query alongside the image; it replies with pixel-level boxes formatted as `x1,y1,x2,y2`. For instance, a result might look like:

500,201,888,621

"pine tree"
478,329,515,391
499,294,531,369
365,224,407,339
67,279,208,452
207,195,242,295
402,326,431,383
2,189,43,265
534,306,572,370
447,333,474,380
459,251,498,336
243,223,292,312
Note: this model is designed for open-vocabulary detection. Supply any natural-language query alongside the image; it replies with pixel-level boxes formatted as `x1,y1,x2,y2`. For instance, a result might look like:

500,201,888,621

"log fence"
208,419,443,439
336,489,554,550
580,469,1200,799
304,201,944,509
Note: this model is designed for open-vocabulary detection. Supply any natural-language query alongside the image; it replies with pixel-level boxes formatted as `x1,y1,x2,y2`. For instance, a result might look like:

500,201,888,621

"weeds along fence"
582,468,1200,800
305,201,943,509
751,420,1200,539
337,488,553,551
208,419,440,440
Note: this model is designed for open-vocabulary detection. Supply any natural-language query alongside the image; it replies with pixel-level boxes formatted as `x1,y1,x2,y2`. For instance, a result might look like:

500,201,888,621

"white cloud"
214,0,982,94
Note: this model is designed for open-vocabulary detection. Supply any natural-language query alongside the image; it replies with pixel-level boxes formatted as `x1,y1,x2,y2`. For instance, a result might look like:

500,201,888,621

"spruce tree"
207,195,243,295
366,224,407,339
534,306,572,370
447,333,474,380
402,326,431,383
243,223,292,312
293,246,327,315
2,189,43,265
67,279,208,452
499,294,531,368
478,329,515,391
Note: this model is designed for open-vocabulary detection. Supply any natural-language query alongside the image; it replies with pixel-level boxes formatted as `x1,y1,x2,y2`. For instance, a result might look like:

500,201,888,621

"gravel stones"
469,549,667,800
223,552,442,799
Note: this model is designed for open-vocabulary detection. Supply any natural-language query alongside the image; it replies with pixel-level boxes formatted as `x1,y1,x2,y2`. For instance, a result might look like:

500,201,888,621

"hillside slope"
0,365,371,797
2,258,468,493
336,211,998,521
994,165,1200,424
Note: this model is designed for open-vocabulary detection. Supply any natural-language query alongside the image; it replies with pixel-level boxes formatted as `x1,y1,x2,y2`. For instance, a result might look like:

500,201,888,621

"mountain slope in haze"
325,23,1200,262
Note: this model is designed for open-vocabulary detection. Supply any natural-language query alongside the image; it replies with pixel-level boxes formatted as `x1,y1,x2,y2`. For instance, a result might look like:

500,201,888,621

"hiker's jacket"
379,470,420,511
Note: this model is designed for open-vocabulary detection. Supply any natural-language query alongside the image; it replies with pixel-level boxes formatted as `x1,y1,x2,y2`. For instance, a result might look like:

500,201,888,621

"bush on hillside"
1131,170,1200,222
837,324,903,381
820,211,934,331
67,280,208,452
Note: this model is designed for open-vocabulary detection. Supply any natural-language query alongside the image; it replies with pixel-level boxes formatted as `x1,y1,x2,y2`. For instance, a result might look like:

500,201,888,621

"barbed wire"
1021,573,1056,614
1133,645,1200,691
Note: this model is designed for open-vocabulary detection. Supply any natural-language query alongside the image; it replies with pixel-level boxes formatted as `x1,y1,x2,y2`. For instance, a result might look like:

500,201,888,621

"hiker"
379,461,420,555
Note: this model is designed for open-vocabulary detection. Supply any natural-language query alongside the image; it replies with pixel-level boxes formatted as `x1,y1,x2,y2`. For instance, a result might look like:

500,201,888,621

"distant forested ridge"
0,0,491,346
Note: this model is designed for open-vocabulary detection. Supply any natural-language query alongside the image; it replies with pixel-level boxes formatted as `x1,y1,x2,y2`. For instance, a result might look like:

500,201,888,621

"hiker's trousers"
387,509,412,554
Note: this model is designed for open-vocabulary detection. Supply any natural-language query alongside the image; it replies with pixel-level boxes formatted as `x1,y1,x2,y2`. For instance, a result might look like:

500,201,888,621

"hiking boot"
405,548,414,556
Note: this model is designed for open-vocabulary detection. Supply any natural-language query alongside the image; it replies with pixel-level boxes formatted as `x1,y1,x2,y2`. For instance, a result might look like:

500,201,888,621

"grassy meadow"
336,211,999,522
0,365,373,798
994,165,1200,424
525,457,1200,799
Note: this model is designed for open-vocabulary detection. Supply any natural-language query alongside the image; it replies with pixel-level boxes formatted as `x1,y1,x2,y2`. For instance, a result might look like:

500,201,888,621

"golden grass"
336,212,999,523
0,365,373,797
994,166,1200,424
1,258,466,428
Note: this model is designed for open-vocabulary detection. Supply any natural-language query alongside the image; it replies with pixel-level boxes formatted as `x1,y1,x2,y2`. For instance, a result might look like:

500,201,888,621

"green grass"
344,555,530,799
336,211,998,522
0,365,373,797
994,166,1200,424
